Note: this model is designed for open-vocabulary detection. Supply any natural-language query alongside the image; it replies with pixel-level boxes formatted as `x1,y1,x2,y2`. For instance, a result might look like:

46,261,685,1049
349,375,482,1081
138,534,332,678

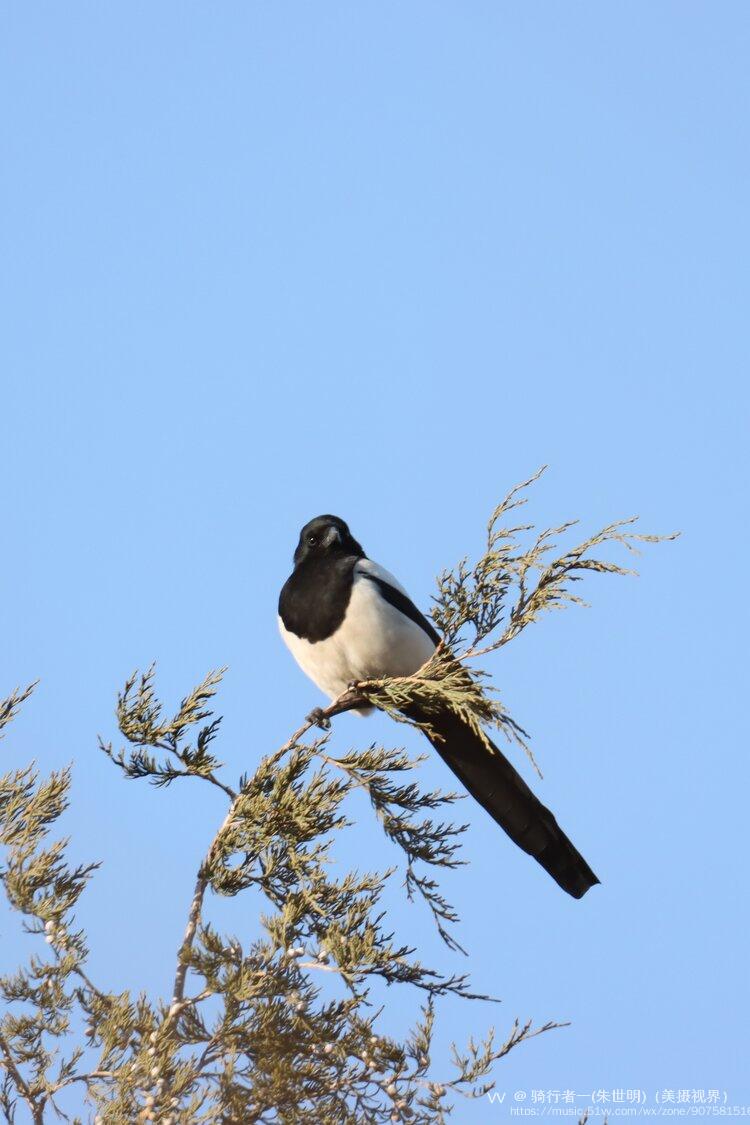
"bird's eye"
307,534,317,546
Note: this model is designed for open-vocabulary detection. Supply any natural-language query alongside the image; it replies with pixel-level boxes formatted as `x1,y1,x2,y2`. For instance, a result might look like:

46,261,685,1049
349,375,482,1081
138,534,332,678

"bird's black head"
293,515,364,567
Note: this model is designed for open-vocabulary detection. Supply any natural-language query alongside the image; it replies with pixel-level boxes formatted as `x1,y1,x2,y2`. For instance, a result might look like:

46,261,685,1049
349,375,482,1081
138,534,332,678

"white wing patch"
354,557,410,596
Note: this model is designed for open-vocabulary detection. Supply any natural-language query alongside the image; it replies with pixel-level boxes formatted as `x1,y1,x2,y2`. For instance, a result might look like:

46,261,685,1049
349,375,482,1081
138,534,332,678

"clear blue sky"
1,3,747,1120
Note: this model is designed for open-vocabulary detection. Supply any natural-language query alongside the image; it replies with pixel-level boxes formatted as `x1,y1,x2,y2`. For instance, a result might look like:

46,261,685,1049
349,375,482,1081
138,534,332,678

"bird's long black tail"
404,703,599,899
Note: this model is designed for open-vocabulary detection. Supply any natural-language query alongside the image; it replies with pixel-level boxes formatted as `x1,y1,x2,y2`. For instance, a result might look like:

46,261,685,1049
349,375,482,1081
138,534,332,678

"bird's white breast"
279,561,436,701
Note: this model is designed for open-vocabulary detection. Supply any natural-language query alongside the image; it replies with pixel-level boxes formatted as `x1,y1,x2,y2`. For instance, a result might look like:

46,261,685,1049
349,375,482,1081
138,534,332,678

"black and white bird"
278,514,599,899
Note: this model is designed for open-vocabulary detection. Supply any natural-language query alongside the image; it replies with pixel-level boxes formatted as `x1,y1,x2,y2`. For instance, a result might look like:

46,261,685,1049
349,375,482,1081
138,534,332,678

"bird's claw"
306,707,331,730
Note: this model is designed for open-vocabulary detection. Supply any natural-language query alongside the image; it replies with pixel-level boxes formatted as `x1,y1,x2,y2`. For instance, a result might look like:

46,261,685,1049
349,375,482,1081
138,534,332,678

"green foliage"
0,474,675,1122
361,467,677,774
0,686,98,1125
0,681,553,1124
99,668,233,798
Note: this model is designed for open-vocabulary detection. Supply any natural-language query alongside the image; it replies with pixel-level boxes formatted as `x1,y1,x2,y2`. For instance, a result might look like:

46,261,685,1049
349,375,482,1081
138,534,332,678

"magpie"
278,514,599,899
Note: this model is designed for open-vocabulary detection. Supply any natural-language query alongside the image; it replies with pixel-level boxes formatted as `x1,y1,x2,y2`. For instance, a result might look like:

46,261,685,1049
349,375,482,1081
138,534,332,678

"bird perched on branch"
278,514,599,899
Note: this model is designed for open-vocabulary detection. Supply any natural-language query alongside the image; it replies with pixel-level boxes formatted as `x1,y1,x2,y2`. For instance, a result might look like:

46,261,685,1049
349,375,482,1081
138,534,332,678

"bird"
278,514,599,899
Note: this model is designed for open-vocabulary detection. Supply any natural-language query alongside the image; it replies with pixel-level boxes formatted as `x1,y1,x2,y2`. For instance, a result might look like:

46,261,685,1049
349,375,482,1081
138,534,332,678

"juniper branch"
0,1027,42,1124
168,687,368,1017
0,683,37,740
355,471,676,780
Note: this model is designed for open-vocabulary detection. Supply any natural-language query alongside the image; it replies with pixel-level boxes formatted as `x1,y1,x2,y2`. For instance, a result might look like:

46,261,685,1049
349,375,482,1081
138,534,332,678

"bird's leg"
306,706,332,730
306,688,370,730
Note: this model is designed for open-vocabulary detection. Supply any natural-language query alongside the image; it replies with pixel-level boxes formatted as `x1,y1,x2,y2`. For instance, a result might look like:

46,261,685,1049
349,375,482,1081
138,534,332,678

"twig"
51,1070,116,1092
155,740,237,801
0,1028,43,1123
